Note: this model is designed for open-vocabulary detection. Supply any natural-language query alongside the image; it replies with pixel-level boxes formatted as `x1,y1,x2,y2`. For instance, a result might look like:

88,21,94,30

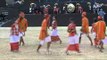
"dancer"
96,16,106,52
51,16,62,44
37,14,51,53
10,21,20,52
79,12,93,46
17,11,28,46
66,20,80,55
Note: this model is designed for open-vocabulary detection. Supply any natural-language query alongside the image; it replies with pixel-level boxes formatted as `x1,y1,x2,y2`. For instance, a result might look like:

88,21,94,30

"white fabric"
40,36,51,45
68,35,79,44
19,32,24,37
79,32,89,37
102,37,107,44
92,32,96,39
10,35,20,43
51,29,58,36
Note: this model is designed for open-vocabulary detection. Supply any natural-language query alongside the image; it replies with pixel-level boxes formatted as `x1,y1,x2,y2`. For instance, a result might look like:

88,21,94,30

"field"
0,27,107,60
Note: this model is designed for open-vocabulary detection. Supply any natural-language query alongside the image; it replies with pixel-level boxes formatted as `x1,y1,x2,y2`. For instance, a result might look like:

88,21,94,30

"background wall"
2,13,100,27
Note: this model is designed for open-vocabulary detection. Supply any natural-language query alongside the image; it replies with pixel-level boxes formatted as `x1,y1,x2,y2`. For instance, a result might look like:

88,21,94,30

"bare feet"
22,43,25,46
60,40,62,44
37,49,40,53
99,49,103,53
77,51,81,53
91,43,93,46
65,51,69,55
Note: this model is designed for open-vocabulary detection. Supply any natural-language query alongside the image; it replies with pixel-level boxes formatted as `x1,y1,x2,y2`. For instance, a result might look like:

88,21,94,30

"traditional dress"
81,16,89,34
91,23,98,45
51,20,61,42
67,23,80,52
10,23,20,51
96,20,106,44
17,18,28,37
39,16,51,45
80,12,93,46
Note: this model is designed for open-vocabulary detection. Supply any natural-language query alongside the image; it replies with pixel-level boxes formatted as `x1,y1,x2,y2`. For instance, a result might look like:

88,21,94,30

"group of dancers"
9,11,107,55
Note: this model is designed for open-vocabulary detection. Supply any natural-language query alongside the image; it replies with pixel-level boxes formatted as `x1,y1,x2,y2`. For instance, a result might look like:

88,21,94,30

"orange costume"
39,15,50,40
92,23,98,45
81,12,89,33
96,20,106,41
82,16,89,33
18,18,28,32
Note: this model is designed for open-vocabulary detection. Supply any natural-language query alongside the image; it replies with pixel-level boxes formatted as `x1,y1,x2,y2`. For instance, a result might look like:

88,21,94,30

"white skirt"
102,37,107,44
10,35,20,43
19,32,24,37
92,32,96,39
39,36,51,45
68,35,79,44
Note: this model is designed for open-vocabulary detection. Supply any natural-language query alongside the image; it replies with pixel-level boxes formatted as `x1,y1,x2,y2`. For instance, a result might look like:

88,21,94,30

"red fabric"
68,23,76,36
54,7,59,14
11,24,19,36
98,16,102,20
94,39,100,46
67,44,79,51
10,42,19,51
51,36,60,42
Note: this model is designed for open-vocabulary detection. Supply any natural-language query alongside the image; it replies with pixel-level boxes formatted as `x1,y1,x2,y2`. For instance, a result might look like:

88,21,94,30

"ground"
0,27,107,60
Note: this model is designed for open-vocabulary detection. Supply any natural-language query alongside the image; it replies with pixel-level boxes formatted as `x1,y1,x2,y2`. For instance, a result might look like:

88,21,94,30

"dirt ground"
0,27,107,60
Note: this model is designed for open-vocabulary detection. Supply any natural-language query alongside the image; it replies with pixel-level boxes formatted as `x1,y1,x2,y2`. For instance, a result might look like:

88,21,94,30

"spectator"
78,5,83,14
98,9,106,20
15,0,24,4
61,4,66,14
29,3,36,14
93,2,102,14
87,2,92,13
53,3,59,15
47,4,52,14
43,5,49,14
93,3,97,14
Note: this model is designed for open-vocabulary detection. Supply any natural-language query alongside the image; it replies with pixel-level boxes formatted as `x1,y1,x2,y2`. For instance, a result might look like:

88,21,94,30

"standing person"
65,20,80,55
93,3,97,14
51,16,62,44
53,5,59,15
17,11,28,46
10,21,20,52
95,16,106,52
79,12,93,46
43,5,49,14
98,9,106,20
37,14,51,53
91,18,98,47
78,5,83,14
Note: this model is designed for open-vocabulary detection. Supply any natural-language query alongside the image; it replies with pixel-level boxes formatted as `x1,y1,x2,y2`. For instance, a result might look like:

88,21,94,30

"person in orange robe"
51,16,62,44
91,18,98,47
37,14,51,53
17,11,28,46
96,16,106,52
65,20,80,55
79,12,93,46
